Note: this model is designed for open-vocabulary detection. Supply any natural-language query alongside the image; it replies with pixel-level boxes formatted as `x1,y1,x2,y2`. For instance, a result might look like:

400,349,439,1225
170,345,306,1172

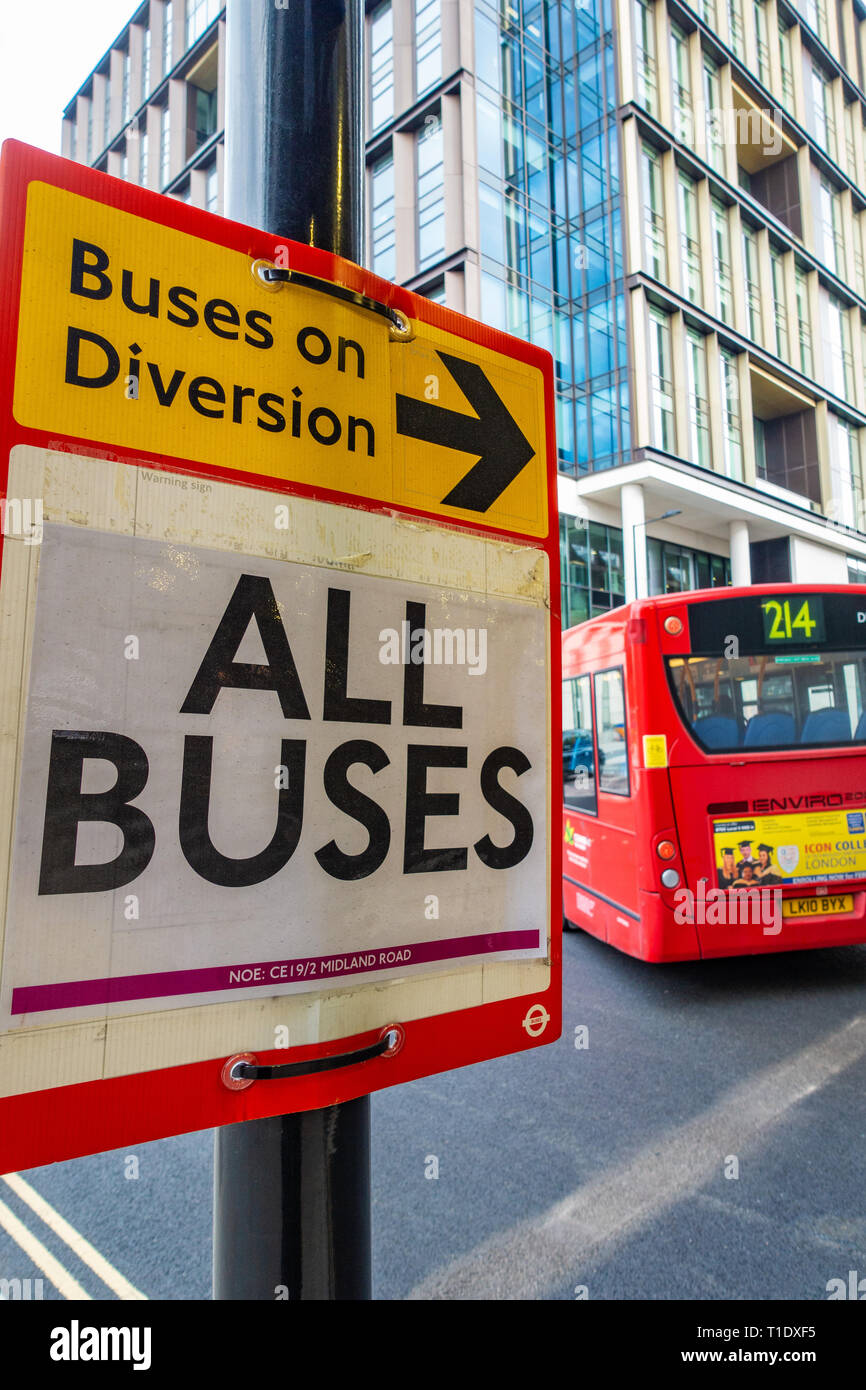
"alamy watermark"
674,882,782,935
1,497,43,545
379,622,487,675
675,103,783,158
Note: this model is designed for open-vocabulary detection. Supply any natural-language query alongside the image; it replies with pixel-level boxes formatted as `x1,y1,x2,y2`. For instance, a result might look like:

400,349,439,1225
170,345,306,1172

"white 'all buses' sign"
0,524,546,1029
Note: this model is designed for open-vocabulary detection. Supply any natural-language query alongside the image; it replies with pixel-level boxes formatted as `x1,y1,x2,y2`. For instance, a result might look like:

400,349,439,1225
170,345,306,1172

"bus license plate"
781,894,854,919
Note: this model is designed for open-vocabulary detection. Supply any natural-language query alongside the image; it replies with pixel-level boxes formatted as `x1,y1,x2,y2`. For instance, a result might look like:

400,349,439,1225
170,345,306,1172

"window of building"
635,0,658,118
186,0,220,50
794,263,813,375
754,416,767,477
818,176,844,277
163,0,173,76
192,85,217,147
560,514,625,627
711,198,732,325
647,537,731,593
670,24,691,144
86,100,93,162
743,224,762,341
649,307,675,452
703,56,724,172
845,101,858,181
686,330,711,469
770,243,789,360
848,555,866,582
825,291,853,397
120,144,128,180
206,161,218,212
142,27,151,99
678,172,701,303
370,2,394,133
371,151,396,280
693,0,717,30
811,64,837,163
103,78,111,149
139,128,148,184
122,50,130,124
719,347,743,479
778,19,794,109
160,103,171,186
70,122,77,162
417,115,445,270
828,414,864,529
415,0,441,97
803,0,830,46
755,1,771,88
727,0,744,56
642,144,666,279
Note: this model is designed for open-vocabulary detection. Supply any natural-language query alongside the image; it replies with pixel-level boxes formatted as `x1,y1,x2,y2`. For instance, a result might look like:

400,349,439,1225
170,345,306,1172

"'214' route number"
761,598,818,641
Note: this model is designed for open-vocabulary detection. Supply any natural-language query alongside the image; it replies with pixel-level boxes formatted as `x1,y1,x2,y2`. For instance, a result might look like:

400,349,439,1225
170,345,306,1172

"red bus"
562,583,866,960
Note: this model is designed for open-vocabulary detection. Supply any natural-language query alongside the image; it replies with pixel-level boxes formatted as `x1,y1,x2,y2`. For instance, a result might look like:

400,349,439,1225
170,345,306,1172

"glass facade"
370,2,394,132
371,151,396,279
828,414,864,528
560,514,625,627
163,0,173,76
142,27,151,99
475,0,628,478
160,104,171,187
647,539,731,593
415,0,442,95
417,115,445,269
186,0,220,49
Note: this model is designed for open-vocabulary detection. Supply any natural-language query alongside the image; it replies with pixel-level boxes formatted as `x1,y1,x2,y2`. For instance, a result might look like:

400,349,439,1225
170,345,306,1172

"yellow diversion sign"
13,182,548,538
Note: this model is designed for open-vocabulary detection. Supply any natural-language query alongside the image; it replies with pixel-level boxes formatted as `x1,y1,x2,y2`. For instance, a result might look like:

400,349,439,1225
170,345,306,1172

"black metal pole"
214,0,370,1302
224,0,363,260
213,1095,371,1300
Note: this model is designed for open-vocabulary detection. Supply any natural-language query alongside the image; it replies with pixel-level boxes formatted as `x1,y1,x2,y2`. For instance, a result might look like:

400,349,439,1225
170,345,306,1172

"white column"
621,482,646,602
729,518,751,586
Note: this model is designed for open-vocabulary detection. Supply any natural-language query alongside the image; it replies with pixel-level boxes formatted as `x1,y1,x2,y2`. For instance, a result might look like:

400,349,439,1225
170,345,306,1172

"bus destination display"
688,592,863,655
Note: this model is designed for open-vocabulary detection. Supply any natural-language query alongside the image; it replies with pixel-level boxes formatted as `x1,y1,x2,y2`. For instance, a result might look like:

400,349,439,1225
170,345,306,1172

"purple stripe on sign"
10,930,541,1015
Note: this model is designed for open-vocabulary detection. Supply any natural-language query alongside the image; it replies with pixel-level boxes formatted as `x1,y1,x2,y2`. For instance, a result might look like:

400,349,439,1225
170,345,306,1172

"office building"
61,0,866,624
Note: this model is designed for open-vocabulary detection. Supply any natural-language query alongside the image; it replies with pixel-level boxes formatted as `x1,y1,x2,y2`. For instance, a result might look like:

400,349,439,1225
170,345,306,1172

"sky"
0,0,138,155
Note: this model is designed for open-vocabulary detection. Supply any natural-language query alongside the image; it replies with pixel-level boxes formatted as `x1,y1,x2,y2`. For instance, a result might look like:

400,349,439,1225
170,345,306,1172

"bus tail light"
663,615,683,636
656,840,676,860
626,617,646,644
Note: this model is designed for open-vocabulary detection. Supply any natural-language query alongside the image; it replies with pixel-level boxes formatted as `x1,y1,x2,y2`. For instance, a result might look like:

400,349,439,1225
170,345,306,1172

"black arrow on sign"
395,350,535,513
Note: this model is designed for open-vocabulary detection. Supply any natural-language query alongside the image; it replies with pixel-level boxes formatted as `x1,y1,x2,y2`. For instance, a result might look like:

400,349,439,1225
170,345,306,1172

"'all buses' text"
62,239,376,453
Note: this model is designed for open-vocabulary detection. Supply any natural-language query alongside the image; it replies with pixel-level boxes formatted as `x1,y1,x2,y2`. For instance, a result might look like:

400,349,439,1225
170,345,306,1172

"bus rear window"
667,650,866,751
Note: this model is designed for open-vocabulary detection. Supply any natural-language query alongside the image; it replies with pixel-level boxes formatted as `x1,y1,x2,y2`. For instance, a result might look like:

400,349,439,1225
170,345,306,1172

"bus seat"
800,709,851,744
692,715,740,748
743,712,795,747
855,712,866,741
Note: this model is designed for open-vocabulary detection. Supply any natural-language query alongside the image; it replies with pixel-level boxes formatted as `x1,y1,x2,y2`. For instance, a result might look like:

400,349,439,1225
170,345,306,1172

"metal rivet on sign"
251,259,287,292
379,1023,405,1057
388,309,412,341
221,1052,258,1091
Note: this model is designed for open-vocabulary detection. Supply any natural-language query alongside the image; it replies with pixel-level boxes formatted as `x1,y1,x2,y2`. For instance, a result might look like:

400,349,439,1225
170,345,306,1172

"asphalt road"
2,929,865,1300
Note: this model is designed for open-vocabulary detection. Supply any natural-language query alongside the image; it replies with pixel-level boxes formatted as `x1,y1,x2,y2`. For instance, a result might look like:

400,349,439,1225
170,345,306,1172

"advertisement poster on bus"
712,809,866,886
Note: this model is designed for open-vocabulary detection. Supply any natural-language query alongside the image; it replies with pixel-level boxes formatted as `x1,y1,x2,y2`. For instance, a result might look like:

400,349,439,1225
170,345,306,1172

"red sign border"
0,141,562,1173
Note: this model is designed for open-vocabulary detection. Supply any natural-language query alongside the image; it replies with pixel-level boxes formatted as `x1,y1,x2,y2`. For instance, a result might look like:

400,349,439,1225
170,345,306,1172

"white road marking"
0,1195,91,1300
2,1172,147,1301
408,1014,866,1300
